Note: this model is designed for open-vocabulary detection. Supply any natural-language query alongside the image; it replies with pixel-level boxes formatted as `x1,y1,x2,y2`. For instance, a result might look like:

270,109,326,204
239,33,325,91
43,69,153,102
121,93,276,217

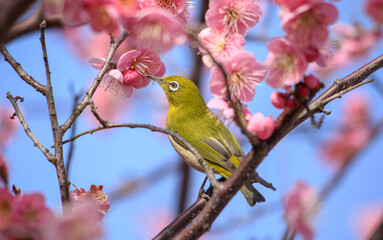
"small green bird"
148,75,265,206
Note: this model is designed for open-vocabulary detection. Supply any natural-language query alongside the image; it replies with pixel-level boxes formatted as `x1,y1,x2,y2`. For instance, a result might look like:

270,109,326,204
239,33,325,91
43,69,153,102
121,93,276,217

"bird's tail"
240,183,265,207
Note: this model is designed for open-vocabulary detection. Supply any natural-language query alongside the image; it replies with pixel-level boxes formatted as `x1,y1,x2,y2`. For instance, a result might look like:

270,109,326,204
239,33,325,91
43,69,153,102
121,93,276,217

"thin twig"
6,92,54,163
60,31,130,133
62,122,218,187
0,43,46,95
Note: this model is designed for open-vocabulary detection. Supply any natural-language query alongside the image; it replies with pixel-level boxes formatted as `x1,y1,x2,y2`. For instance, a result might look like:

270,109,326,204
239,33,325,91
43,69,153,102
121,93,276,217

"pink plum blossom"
365,0,383,23
266,37,307,89
140,0,191,23
123,8,186,51
247,113,275,140
198,27,245,66
209,51,267,102
71,185,110,221
90,47,165,97
207,97,252,123
205,0,263,36
283,181,316,240
270,91,289,109
274,0,323,11
280,1,338,48
62,0,123,33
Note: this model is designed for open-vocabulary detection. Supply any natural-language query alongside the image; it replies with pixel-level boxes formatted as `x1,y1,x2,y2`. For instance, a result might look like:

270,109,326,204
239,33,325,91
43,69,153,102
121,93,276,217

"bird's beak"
146,75,165,85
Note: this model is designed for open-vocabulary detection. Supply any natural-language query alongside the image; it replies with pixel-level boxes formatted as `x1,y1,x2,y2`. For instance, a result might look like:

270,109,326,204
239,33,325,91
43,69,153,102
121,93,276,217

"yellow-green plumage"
149,75,265,206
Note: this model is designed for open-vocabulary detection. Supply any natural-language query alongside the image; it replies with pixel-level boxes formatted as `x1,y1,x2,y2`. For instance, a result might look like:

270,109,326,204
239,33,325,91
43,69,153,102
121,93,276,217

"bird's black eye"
169,81,179,91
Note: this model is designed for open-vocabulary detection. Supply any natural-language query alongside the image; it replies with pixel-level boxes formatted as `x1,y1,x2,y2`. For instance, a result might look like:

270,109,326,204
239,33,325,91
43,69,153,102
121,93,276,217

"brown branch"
6,92,55,163
0,0,37,42
173,53,382,240
60,31,130,133
4,3,62,43
0,44,46,95
62,122,218,187
39,22,69,204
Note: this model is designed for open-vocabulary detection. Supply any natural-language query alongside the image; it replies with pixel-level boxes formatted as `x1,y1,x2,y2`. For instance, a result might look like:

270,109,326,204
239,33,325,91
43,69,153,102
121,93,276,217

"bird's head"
147,75,207,110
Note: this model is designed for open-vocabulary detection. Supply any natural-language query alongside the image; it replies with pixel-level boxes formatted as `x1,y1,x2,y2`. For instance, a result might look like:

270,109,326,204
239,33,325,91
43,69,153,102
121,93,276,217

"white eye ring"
169,81,179,91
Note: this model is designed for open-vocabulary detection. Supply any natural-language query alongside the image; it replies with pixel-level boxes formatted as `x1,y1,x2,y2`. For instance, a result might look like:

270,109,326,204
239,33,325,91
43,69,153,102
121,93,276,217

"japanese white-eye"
148,75,265,206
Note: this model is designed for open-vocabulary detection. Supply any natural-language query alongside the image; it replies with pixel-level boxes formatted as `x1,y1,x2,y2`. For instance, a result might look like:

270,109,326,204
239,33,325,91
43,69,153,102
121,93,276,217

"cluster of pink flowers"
199,0,267,103
56,0,189,51
90,47,166,97
198,0,275,140
266,0,338,89
0,185,108,239
320,93,372,168
283,181,317,240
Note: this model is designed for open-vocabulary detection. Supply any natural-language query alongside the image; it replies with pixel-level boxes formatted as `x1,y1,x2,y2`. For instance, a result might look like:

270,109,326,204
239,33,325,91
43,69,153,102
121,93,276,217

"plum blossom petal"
266,37,307,89
281,2,339,48
207,97,252,123
283,181,316,240
140,0,191,23
270,91,289,109
206,0,262,36
209,51,267,102
89,57,106,69
122,8,186,51
365,0,383,23
198,27,245,63
247,113,275,140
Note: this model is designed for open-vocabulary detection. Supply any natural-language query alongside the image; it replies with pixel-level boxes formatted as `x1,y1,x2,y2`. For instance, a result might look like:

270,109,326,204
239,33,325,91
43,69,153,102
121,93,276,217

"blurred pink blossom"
321,93,371,168
62,0,122,33
353,204,383,240
205,0,262,36
283,181,316,240
198,27,245,65
207,97,252,123
1,192,55,239
0,154,8,186
90,47,165,97
365,0,383,23
274,0,321,11
0,107,17,148
46,202,103,240
0,188,13,230
123,8,186,51
312,23,381,76
280,1,338,48
209,51,267,102
247,113,275,140
266,37,307,89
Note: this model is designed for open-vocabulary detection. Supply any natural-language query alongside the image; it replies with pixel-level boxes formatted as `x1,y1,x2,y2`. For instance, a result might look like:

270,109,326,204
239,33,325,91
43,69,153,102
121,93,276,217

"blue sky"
1,0,383,239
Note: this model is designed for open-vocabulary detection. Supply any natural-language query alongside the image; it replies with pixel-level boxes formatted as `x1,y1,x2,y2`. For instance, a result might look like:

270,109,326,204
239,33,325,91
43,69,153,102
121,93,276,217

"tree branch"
0,0,37,42
6,92,54,163
0,43,46,95
62,122,218,187
60,31,130,133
